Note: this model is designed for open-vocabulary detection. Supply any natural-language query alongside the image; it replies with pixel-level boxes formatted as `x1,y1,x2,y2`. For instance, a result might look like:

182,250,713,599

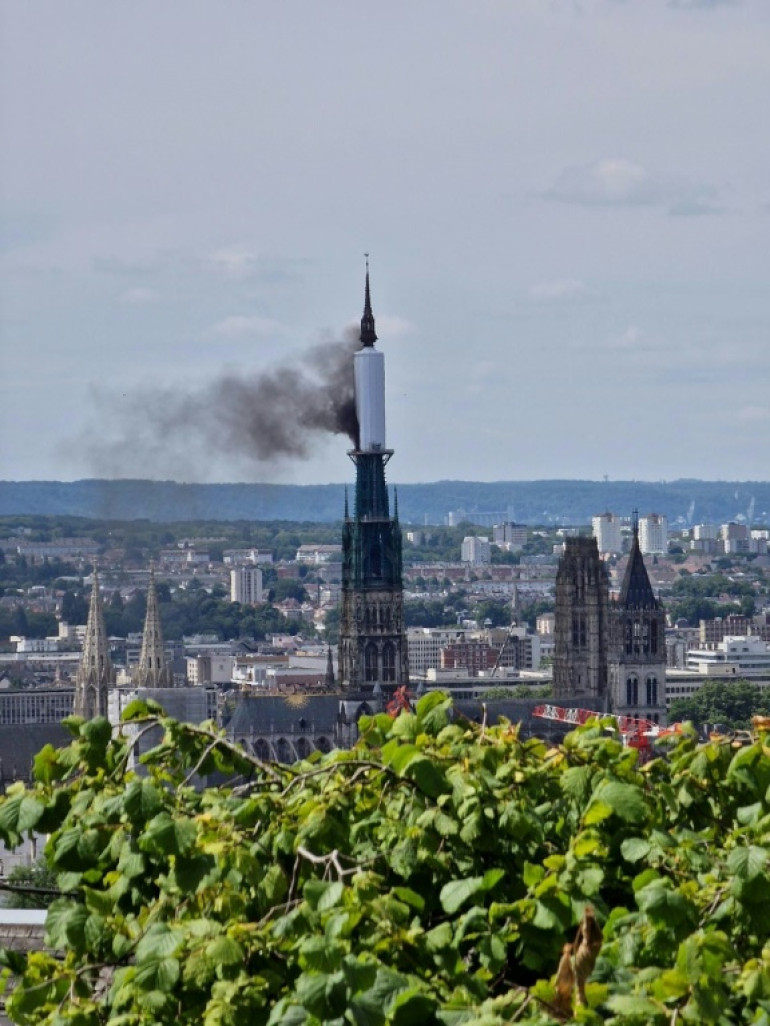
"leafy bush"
0,697,769,1023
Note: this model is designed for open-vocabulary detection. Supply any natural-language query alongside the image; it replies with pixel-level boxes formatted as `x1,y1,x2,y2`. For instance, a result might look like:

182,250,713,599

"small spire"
360,254,378,348
325,646,335,689
632,509,639,538
74,564,113,719
137,564,173,687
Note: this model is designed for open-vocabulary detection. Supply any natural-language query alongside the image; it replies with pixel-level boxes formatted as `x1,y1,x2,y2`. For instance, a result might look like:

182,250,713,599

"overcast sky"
1,0,768,486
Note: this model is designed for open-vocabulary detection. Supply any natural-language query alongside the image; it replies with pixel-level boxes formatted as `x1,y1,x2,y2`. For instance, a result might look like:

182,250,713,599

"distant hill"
1,479,768,527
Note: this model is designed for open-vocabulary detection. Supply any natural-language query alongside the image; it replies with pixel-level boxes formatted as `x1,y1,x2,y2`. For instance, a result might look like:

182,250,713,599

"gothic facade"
608,520,667,723
553,537,610,704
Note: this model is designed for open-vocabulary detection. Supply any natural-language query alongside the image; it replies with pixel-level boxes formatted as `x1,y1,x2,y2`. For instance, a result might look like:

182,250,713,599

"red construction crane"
531,703,665,756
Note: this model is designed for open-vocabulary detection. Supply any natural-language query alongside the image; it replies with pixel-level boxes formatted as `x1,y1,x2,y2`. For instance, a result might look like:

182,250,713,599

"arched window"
646,677,658,706
364,643,378,682
254,738,272,761
626,676,638,706
650,619,658,654
275,738,293,764
625,621,633,656
382,643,396,682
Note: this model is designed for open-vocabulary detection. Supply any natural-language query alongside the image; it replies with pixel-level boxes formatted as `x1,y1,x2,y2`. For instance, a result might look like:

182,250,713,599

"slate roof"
227,694,341,735
618,530,659,611
0,724,71,787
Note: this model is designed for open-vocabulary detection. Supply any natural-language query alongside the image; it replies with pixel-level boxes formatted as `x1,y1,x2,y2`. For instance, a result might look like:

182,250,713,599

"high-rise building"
553,537,609,702
638,514,668,555
136,567,174,687
592,512,623,555
461,536,491,565
608,517,666,723
230,566,264,605
338,266,408,694
492,523,527,551
73,568,113,719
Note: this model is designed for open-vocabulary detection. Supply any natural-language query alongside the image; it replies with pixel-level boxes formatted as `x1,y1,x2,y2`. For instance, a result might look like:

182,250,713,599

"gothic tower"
608,514,667,723
338,265,408,693
136,566,173,687
553,537,609,702
74,568,113,719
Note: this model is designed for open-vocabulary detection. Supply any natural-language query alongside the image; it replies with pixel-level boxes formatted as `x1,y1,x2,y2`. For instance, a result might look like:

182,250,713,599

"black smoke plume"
77,330,360,479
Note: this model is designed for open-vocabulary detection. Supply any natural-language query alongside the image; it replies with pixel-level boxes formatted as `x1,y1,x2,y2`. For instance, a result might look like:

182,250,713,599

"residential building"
230,567,263,605
638,514,668,555
592,512,623,555
461,536,491,565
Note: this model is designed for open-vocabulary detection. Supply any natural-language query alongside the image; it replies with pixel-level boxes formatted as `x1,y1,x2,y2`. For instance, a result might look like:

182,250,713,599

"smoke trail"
75,330,360,479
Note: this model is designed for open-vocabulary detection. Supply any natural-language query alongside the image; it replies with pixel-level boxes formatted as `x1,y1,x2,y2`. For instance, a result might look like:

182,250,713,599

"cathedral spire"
137,565,173,687
360,254,377,349
619,512,658,610
74,566,113,719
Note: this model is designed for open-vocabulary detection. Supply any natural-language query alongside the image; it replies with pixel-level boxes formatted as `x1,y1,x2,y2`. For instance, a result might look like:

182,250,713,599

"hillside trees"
1,697,770,1023
668,679,770,729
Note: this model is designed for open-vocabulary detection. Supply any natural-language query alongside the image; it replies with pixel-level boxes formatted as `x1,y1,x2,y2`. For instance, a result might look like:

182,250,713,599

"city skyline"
1,0,769,485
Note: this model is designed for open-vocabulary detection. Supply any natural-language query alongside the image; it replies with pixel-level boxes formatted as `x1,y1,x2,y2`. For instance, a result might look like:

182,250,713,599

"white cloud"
543,158,722,215
528,278,592,302
211,315,288,339
118,287,159,305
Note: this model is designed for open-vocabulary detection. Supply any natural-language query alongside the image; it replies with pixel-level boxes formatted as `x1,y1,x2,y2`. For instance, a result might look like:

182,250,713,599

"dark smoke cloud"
75,330,360,479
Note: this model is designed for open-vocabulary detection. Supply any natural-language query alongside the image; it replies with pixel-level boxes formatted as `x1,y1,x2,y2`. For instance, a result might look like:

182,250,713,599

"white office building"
686,636,770,677
591,513,623,555
230,567,263,605
461,536,491,565
639,514,668,555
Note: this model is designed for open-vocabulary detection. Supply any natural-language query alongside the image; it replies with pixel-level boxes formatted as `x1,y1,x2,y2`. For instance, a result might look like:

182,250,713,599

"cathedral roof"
618,527,659,610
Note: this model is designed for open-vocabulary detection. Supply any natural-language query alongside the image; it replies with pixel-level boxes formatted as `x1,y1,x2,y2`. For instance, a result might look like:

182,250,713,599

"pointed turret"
619,512,659,610
137,566,173,687
74,568,113,719
324,646,335,689
360,255,377,348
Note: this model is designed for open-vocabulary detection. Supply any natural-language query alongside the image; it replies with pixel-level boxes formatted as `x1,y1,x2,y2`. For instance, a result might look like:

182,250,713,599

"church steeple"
137,565,173,687
74,567,113,719
359,255,377,348
619,511,659,611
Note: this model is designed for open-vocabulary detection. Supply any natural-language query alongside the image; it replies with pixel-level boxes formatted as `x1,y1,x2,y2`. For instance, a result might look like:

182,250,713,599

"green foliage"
669,679,770,729
2,700,770,1023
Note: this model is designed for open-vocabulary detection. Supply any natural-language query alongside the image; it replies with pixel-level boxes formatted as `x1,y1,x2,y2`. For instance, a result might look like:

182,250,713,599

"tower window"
626,676,638,706
646,677,658,706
